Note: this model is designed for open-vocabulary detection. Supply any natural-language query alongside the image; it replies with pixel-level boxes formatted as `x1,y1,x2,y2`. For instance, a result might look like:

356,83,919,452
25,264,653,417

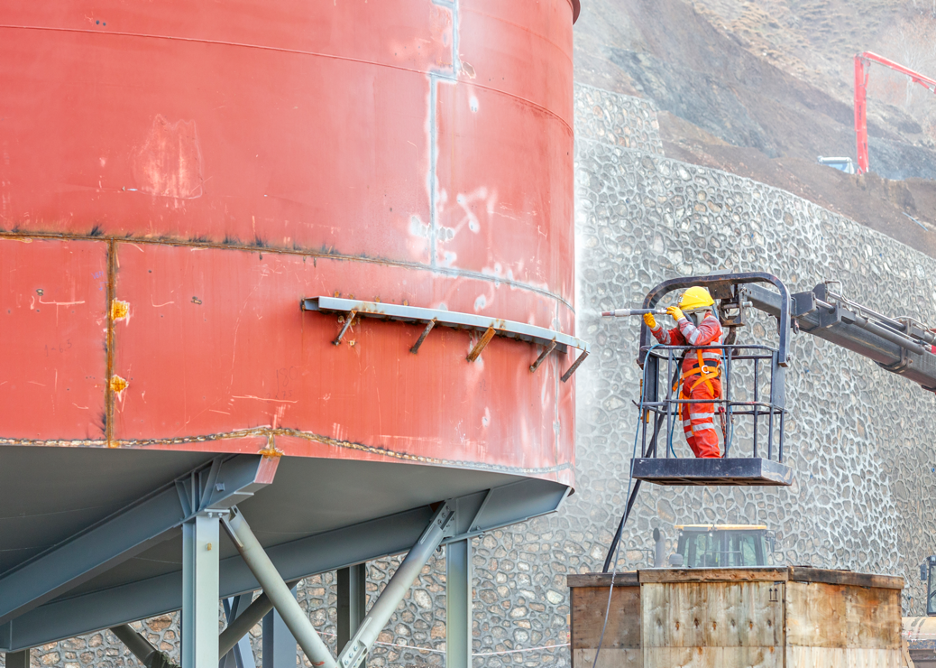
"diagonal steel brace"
223,509,336,668
336,503,455,668
110,623,179,668
222,503,455,668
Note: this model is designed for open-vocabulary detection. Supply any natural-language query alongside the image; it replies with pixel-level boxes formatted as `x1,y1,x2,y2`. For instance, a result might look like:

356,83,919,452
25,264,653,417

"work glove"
666,305,685,322
643,312,657,329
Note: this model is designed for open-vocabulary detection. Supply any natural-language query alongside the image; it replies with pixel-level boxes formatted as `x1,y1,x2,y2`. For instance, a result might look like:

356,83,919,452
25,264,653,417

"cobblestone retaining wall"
575,84,664,155
14,85,936,668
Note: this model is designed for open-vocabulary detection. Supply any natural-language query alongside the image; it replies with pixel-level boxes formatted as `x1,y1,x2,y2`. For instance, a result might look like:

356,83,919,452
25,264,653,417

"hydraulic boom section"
740,280,936,392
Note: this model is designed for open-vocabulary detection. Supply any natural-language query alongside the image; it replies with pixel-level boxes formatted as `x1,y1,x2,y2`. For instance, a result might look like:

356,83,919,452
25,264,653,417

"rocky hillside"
573,0,936,257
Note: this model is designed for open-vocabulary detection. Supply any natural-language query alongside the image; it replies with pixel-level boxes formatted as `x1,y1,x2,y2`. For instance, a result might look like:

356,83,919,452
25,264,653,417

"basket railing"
638,343,785,463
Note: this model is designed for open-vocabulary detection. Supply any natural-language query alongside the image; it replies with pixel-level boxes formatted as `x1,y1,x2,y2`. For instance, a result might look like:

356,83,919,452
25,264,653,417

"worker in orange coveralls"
643,287,724,458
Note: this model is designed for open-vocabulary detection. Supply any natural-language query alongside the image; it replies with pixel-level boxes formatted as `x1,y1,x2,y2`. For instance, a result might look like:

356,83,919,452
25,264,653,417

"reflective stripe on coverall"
649,312,723,458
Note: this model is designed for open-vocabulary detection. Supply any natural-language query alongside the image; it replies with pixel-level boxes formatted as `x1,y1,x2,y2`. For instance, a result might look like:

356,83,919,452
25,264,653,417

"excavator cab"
672,525,776,568
631,272,793,487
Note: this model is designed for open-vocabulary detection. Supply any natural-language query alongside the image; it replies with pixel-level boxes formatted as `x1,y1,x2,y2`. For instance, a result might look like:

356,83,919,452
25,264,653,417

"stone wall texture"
13,85,936,668
575,85,664,155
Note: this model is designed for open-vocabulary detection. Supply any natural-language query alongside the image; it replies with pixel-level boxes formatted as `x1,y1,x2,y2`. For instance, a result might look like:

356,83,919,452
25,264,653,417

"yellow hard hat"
679,286,715,312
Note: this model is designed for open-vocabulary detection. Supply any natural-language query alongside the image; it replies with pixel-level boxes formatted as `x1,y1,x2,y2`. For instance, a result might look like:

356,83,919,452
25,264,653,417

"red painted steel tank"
0,0,581,646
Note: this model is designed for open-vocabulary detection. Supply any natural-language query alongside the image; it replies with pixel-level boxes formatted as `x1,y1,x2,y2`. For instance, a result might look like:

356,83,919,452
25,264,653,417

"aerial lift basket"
630,272,794,487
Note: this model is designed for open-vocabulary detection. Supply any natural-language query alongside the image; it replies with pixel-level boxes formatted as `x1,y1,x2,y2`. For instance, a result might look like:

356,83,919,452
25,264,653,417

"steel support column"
446,540,472,668
337,503,455,668
221,595,257,668
262,586,298,668
5,650,29,668
336,565,366,654
223,508,337,668
182,513,221,668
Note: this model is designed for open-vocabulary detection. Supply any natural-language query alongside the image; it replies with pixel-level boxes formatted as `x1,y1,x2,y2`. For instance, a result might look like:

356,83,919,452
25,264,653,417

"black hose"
601,349,686,573
601,479,643,573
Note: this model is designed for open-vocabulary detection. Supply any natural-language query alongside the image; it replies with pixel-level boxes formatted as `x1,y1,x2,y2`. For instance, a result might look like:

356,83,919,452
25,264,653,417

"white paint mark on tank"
409,215,430,237
482,407,490,428
474,294,486,311
133,115,204,200
469,95,479,112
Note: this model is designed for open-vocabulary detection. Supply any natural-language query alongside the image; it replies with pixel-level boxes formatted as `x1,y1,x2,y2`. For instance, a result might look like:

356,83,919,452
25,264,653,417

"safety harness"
677,333,727,445
675,350,721,399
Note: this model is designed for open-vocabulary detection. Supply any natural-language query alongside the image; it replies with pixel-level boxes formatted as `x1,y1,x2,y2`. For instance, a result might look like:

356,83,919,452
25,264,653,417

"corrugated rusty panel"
0,239,107,441
111,243,572,479
570,570,906,668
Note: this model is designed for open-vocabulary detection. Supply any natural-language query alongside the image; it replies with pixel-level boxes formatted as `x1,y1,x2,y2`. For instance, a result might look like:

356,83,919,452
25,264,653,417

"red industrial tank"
0,0,582,652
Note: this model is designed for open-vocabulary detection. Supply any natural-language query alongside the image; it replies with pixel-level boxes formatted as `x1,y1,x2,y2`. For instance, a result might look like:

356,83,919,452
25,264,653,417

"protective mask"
688,312,703,326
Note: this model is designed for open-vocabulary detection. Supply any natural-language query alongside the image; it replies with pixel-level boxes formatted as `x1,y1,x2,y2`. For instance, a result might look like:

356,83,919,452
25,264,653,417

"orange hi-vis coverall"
648,312,724,458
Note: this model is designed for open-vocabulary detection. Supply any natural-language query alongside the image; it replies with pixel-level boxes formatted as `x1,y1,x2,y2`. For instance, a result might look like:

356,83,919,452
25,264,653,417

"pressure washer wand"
601,308,667,317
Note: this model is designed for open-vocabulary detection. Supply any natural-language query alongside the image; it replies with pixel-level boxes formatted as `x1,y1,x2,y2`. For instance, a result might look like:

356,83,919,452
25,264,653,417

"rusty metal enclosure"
569,567,905,668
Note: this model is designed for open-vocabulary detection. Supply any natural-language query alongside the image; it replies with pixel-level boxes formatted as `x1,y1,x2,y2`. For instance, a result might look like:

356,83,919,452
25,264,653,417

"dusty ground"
574,0,936,258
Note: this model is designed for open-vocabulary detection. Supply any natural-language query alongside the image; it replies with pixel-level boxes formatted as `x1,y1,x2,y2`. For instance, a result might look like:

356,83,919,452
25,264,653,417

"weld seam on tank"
429,73,439,269
0,232,575,310
0,24,467,81
0,23,578,120
104,239,117,447
0,427,574,476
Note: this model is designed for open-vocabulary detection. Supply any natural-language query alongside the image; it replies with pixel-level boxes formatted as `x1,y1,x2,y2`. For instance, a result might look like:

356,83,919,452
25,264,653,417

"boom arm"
741,282,936,392
854,51,936,175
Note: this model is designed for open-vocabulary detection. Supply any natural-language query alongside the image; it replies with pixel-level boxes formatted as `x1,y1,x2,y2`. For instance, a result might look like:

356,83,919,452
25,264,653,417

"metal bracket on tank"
301,296,590,381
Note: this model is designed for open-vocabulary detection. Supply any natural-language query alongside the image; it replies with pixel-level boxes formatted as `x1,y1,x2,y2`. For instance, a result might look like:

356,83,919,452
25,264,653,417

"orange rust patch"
258,441,284,458
110,299,130,321
110,375,129,393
